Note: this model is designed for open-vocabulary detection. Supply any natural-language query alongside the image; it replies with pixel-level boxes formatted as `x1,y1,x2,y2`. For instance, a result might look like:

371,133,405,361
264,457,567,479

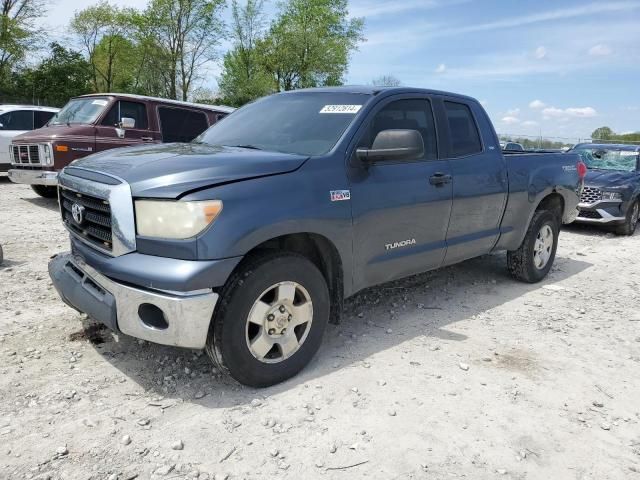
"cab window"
34,111,56,128
102,101,149,129
444,101,482,157
158,107,209,143
364,99,438,160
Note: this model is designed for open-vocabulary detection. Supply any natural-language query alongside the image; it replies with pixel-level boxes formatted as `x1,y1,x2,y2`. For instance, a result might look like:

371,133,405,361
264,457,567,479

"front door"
438,98,508,265
349,96,453,291
95,100,156,152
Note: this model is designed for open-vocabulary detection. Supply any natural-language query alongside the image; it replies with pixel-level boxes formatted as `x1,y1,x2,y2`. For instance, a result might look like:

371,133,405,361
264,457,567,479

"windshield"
49,97,109,125
575,148,638,172
197,92,371,156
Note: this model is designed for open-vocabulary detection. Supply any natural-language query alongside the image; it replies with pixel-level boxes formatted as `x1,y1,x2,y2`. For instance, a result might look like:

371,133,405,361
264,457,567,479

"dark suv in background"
571,143,640,235
8,94,233,197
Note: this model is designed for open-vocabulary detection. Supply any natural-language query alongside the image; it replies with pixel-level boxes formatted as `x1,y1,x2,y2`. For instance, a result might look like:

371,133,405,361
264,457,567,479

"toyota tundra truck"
48,87,585,387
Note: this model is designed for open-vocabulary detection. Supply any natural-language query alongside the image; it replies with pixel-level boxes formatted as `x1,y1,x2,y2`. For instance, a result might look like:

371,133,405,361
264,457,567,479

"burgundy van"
8,93,234,197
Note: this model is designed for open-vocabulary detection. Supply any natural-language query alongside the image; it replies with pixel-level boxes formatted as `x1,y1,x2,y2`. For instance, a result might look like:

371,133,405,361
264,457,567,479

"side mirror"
119,117,135,129
356,129,424,163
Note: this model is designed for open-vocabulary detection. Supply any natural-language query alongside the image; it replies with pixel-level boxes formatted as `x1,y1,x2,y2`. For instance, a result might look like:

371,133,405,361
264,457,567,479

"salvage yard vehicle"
570,143,640,235
48,87,584,387
0,104,59,173
8,94,233,198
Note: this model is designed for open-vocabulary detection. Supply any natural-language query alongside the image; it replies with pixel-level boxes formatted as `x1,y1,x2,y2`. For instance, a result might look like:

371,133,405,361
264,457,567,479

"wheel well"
536,192,564,220
234,233,344,324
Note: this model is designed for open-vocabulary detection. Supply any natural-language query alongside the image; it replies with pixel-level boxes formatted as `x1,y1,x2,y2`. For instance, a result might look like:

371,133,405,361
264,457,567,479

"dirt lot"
1,176,639,480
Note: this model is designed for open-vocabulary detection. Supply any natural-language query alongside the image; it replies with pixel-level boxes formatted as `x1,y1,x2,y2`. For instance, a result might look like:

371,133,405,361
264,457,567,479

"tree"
142,0,226,100
591,126,614,141
258,0,364,91
70,1,138,92
0,0,46,84
217,0,273,106
371,74,401,87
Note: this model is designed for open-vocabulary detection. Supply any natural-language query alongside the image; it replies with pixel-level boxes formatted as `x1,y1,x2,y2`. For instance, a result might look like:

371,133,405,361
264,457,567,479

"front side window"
159,107,209,143
444,101,482,157
0,110,33,130
50,97,109,125
102,101,149,129
197,92,371,156
365,98,438,160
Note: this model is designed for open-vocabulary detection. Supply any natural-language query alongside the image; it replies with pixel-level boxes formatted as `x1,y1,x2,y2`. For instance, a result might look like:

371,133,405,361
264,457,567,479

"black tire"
507,209,560,283
206,252,330,387
614,199,639,236
31,185,58,198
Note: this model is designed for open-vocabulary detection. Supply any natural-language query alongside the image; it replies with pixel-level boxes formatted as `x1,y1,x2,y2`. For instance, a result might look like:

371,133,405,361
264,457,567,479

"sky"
38,0,640,140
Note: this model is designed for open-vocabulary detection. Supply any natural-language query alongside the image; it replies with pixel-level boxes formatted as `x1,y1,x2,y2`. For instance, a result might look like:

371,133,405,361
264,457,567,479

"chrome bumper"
575,200,626,224
8,168,58,186
49,252,218,349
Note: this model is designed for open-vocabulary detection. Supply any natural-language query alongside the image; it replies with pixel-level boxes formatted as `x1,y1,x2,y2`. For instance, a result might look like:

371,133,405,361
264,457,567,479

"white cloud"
501,116,521,125
529,100,546,109
588,44,613,56
349,0,469,18
534,46,547,59
542,106,597,119
435,63,447,74
505,108,521,116
522,120,539,127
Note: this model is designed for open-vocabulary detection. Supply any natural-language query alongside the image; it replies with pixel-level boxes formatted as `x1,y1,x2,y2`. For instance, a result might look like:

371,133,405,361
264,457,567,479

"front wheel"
615,200,639,236
206,253,330,387
31,185,58,198
507,210,559,283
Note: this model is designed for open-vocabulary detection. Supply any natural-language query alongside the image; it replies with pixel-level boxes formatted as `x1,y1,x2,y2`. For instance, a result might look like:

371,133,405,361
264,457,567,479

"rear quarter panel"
494,152,581,251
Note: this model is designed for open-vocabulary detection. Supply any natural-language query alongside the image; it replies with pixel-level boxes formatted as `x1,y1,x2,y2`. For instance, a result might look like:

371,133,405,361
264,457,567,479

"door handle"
429,173,452,186
141,136,154,142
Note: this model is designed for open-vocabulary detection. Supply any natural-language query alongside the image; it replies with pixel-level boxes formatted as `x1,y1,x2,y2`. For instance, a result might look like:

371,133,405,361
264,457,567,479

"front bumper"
575,200,626,224
8,168,58,186
49,252,219,349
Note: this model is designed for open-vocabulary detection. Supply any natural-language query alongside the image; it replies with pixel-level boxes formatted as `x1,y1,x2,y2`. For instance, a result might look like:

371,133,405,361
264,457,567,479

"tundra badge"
385,239,416,251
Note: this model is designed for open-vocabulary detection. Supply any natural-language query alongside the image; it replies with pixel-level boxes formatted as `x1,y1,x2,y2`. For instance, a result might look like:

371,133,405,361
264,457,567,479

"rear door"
436,97,508,265
157,106,210,143
349,95,453,289
95,100,155,152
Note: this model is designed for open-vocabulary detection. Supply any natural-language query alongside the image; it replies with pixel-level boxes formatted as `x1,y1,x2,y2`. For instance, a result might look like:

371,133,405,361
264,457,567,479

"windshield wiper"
228,144,263,150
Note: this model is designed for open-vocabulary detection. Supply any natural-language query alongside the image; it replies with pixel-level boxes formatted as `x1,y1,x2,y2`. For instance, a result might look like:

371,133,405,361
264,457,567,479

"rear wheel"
507,209,559,283
31,185,57,199
206,253,330,387
614,200,639,236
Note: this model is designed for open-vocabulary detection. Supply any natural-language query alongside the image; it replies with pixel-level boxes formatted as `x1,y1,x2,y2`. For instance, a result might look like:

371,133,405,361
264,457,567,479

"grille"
578,210,602,219
11,144,41,164
581,186,602,204
60,187,113,251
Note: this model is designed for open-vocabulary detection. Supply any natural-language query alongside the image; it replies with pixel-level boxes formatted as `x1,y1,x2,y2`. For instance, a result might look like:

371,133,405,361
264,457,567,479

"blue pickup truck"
48,87,584,387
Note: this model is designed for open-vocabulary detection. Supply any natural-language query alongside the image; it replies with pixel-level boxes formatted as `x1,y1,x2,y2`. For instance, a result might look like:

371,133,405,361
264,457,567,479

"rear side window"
159,107,209,143
0,110,33,130
102,101,149,129
34,111,55,128
368,99,438,160
444,101,482,157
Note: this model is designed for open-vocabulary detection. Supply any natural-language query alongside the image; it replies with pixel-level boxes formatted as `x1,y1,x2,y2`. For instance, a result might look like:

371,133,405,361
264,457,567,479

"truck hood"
68,143,309,198
584,169,640,189
13,124,94,143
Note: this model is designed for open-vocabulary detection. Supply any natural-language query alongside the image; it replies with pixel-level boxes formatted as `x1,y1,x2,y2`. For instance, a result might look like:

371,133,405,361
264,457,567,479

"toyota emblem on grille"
71,203,85,225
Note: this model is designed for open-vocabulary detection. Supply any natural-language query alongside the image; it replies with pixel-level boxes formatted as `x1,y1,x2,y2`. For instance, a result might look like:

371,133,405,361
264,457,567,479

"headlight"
135,200,223,239
601,190,623,200
42,144,53,165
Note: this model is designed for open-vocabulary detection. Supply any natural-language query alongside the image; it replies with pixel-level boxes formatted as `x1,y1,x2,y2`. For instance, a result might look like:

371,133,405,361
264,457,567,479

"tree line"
591,127,640,144
0,0,365,107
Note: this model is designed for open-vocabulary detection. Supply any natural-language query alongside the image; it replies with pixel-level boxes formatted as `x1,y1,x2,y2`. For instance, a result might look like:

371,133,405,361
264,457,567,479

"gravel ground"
1,176,640,480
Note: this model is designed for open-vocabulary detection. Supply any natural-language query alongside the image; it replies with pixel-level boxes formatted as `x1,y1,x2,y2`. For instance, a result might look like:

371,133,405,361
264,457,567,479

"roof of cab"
75,93,235,114
278,85,479,103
